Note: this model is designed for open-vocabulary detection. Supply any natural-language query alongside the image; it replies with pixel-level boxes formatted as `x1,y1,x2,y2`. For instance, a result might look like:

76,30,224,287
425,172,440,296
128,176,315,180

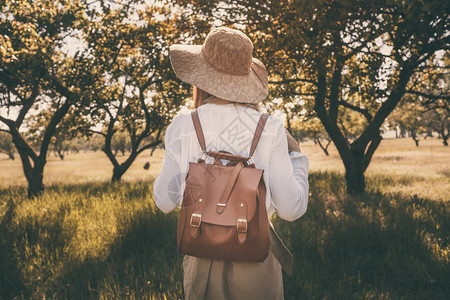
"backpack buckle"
237,218,248,233
199,150,208,161
247,156,254,166
190,213,202,228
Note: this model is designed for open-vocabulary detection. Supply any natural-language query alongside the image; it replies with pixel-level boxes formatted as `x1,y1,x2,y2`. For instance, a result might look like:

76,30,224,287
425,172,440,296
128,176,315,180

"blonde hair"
193,86,260,111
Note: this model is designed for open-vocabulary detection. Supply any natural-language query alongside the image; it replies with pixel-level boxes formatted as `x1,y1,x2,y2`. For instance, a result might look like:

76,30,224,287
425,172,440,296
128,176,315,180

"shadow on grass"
274,171,449,299
0,199,26,300
0,173,448,299
49,208,183,299
0,181,183,299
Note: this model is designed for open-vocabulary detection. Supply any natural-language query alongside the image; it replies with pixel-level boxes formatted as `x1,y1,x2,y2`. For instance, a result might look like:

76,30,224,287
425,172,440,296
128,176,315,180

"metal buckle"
247,156,254,166
237,218,248,232
199,150,208,161
190,213,202,228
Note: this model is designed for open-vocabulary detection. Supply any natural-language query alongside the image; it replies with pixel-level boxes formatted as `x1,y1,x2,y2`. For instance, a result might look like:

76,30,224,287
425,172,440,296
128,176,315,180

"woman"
153,27,309,300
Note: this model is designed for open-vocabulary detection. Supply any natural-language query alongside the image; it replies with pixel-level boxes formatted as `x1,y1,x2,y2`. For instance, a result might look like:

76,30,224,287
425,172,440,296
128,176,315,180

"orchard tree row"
1,0,449,197
0,0,190,196
174,0,449,192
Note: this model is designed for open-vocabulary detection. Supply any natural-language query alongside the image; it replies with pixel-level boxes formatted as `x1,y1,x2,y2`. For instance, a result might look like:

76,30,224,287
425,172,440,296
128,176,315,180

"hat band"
201,47,251,76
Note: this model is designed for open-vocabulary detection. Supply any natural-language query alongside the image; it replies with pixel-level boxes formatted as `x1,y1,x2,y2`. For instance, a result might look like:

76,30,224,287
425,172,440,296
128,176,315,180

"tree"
174,0,450,193
429,108,450,146
292,117,333,156
407,53,450,145
388,57,450,146
387,99,428,146
0,132,15,160
111,131,131,156
26,107,83,160
0,0,95,197
77,3,188,182
388,98,450,146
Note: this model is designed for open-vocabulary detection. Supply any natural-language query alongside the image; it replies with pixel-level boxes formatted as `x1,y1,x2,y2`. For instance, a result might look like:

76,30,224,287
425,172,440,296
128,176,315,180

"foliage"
0,0,190,191
111,130,132,156
387,95,450,146
0,173,448,299
172,0,450,193
290,117,333,155
0,0,96,196
74,2,190,181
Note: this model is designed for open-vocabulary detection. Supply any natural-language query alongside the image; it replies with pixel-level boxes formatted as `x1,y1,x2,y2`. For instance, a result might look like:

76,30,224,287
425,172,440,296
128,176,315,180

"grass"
1,137,448,200
278,172,449,299
0,149,165,187
0,137,449,299
0,181,183,299
0,174,448,299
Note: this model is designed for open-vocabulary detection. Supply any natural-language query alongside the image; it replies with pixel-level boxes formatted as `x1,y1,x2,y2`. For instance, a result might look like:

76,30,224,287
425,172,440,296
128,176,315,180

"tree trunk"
28,159,45,198
440,125,448,146
56,149,65,160
344,152,366,194
150,146,157,156
112,166,125,182
111,150,139,182
315,138,330,156
411,131,419,147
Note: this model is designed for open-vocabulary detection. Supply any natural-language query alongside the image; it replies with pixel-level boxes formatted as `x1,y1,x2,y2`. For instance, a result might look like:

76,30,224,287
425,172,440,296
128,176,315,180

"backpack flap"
185,162,264,226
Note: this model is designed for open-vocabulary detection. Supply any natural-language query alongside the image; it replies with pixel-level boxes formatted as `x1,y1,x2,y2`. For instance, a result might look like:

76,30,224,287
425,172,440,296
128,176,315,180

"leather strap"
269,222,294,277
189,197,205,238
249,114,270,157
216,161,245,214
237,200,248,244
191,110,206,151
191,110,269,159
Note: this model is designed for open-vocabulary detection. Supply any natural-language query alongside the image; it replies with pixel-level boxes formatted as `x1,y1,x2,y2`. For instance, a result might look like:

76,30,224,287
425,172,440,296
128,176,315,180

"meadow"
0,138,449,299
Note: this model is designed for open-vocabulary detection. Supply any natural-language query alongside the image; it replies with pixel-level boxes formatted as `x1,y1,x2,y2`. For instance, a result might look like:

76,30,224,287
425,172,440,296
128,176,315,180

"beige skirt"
183,250,283,300
183,226,290,300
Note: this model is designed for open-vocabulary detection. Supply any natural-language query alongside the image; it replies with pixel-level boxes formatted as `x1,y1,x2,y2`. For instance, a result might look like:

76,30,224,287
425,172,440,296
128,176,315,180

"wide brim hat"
169,27,268,104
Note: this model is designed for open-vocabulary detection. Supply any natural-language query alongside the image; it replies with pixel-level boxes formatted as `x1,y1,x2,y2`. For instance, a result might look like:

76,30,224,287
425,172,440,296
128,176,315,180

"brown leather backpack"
177,110,270,262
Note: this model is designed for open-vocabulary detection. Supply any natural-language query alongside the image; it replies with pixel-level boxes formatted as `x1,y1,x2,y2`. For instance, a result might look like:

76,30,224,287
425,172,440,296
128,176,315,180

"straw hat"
169,27,268,103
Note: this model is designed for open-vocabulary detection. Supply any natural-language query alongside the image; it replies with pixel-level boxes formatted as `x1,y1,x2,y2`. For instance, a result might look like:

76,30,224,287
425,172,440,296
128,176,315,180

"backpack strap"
216,161,245,214
191,110,206,151
191,110,269,158
249,113,270,157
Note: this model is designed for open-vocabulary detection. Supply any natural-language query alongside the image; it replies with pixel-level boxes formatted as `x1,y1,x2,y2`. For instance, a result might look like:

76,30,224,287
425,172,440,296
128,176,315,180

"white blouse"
153,103,309,221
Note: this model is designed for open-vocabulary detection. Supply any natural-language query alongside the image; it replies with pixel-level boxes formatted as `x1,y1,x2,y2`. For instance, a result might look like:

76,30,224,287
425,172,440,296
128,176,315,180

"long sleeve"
268,120,309,221
153,115,183,214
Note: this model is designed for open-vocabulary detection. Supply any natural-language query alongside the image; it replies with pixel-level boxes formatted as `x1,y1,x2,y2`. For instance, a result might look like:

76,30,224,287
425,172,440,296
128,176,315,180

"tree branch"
406,90,450,101
0,115,38,161
338,100,373,121
356,63,415,148
363,133,382,172
314,63,352,167
268,78,318,85
15,87,40,127
137,139,162,155
328,62,344,123
293,92,317,96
